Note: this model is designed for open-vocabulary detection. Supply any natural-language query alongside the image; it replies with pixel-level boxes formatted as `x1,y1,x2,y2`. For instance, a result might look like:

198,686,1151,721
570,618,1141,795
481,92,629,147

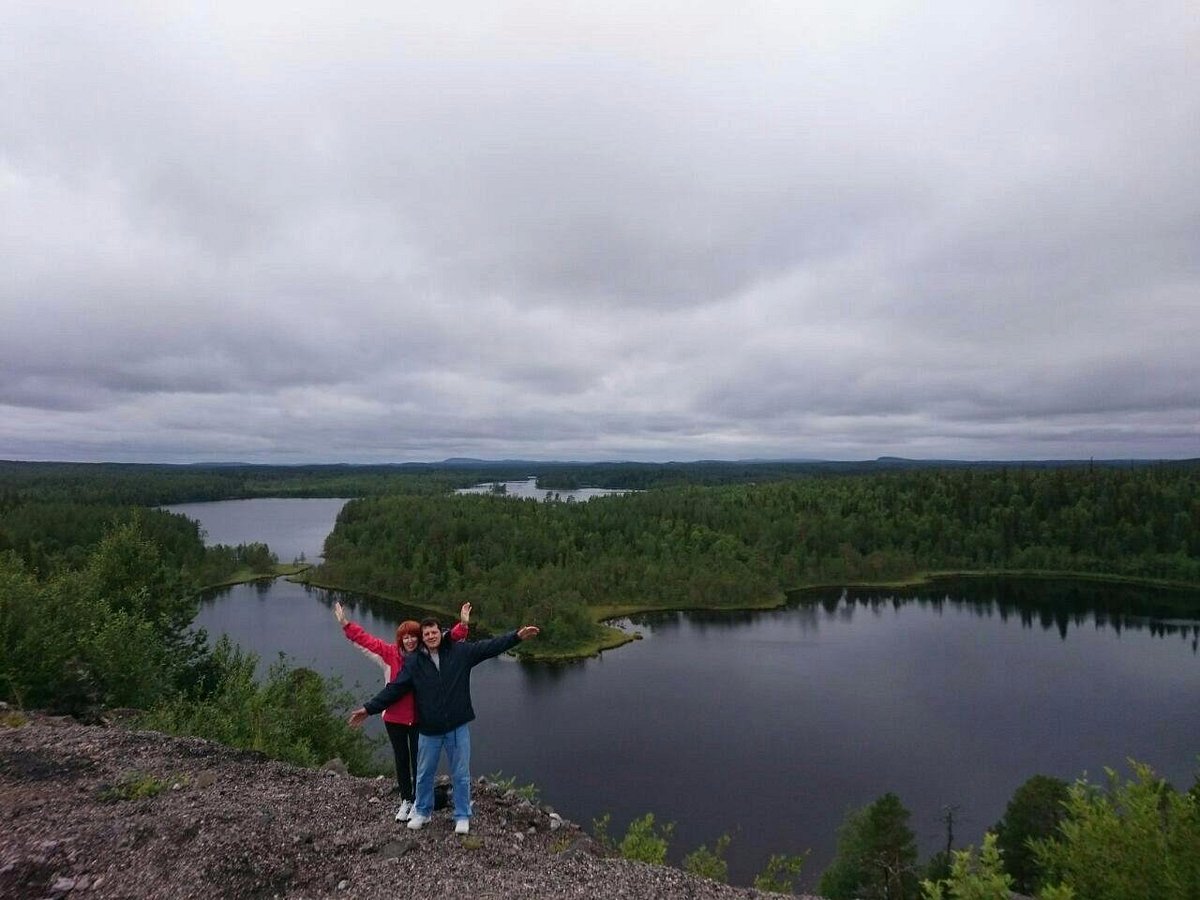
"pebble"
3,714,814,900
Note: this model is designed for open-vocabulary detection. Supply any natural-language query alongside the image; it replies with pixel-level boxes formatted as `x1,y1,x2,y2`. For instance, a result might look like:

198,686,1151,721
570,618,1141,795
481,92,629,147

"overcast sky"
2,2,1197,463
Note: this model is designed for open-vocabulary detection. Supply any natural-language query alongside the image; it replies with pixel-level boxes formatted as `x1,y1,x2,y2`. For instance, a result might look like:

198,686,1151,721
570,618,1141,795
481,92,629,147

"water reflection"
179,499,1200,888
791,577,1200,651
455,477,632,502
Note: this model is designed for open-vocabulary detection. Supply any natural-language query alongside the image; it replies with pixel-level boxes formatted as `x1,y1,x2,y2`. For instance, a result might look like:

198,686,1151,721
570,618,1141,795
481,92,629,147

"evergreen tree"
820,793,920,899
992,774,1070,892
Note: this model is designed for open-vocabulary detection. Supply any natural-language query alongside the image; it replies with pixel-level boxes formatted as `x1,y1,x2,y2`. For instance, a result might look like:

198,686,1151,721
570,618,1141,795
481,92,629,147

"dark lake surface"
173,499,1200,888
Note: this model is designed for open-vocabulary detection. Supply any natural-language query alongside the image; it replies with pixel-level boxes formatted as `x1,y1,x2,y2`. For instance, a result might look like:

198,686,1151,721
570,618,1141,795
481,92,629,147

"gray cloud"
1,1,1197,463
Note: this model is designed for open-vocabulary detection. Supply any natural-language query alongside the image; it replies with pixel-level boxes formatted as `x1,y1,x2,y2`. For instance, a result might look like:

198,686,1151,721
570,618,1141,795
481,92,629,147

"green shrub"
921,833,1013,900
591,813,615,853
98,771,167,802
619,812,675,865
139,638,378,774
683,833,731,883
1033,762,1200,900
753,852,808,893
486,770,541,802
0,709,28,728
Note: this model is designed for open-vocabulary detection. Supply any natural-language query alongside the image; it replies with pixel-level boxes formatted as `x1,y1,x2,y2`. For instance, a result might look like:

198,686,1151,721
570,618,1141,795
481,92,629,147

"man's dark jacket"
363,631,521,735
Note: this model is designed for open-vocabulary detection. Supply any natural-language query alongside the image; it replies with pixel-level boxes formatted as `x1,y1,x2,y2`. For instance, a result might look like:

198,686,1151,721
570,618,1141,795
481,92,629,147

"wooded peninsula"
4,458,1199,661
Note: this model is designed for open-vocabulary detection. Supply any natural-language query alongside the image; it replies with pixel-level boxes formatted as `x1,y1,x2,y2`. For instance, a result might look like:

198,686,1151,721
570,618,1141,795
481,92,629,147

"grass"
98,772,169,802
517,625,639,661
788,568,1200,597
486,771,541,802
1,709,28,728
202,562,311,590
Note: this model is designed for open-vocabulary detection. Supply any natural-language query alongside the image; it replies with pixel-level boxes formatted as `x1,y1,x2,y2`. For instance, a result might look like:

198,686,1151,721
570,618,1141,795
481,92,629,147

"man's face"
422,624,442,651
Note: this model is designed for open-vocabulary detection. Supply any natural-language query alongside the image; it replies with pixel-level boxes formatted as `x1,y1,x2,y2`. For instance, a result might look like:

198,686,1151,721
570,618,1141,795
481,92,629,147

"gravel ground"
1,714,822,899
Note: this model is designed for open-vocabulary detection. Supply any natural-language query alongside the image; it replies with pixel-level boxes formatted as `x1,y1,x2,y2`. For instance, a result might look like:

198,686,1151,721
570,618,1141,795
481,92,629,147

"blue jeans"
414,724,472,820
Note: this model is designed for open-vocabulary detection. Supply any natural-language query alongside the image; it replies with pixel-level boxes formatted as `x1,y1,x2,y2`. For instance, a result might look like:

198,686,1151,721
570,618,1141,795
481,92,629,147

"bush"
98,772,168,802
591,813,615,853
486,770,540,802
921,833,1013,900
139,638,378,774
753,852,808,893
1033,762,1200,900
683,833,732,883
619,812,675,865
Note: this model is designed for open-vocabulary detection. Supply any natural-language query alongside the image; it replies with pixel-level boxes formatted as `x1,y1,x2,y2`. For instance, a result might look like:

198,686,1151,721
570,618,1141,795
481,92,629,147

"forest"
0,462,373,771
313,463,1200,654
5,456,1199,662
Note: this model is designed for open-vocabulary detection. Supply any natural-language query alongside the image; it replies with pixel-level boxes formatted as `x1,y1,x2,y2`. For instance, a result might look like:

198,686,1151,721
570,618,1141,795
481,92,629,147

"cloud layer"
2,1,1197,462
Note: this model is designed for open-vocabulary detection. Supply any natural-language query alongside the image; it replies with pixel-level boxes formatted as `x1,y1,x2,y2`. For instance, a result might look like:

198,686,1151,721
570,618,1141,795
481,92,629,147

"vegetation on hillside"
314,465,1200,653
0,514,373,773
811,763,1200,900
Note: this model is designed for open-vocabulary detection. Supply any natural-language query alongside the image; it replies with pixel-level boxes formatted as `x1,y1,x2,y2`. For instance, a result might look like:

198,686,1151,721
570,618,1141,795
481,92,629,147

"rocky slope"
1,713,820,899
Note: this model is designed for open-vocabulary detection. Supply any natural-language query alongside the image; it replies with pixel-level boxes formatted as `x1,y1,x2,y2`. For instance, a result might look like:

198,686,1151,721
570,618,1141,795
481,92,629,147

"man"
349,617,540,835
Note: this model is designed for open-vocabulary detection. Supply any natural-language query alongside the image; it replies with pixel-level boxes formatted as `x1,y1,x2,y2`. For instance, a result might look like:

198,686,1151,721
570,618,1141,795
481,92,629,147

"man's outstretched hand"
517,625,540,641
348,708,368,728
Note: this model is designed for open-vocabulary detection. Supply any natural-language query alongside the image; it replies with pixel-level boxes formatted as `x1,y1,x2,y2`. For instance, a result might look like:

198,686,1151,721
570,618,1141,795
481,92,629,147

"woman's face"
401,632,419,652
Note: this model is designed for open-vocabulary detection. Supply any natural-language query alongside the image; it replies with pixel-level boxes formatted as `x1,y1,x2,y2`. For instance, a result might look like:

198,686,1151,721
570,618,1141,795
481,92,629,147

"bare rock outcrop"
1,714,816,899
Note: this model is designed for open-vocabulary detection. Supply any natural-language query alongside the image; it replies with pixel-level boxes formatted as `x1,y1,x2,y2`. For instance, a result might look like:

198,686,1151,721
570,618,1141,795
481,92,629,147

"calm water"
167,497,350,563
455,477,631,501
173,499,1200,888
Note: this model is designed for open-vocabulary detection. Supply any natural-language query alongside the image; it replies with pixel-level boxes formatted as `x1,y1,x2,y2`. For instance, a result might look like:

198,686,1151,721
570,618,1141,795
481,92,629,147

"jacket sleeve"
447,621,469,643
363,668,413,715
465,630,522,667
343,621,392,659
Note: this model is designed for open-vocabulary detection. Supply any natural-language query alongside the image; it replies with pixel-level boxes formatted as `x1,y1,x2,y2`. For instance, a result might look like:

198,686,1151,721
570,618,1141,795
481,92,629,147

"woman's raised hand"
459,602,472,625
333,601,348,626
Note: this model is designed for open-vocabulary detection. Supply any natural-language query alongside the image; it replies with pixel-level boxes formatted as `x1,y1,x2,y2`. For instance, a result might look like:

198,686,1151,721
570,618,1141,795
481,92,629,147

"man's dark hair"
420,617,440,629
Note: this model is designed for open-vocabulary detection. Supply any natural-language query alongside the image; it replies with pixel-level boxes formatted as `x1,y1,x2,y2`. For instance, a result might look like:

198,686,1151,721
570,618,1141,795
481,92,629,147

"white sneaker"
455,818,470,835
395,800,412,822
406,813,430,830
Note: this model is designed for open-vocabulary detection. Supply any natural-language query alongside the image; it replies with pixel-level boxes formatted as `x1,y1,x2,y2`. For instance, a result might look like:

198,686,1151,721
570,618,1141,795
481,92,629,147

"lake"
174,498,1200,888
455,477,631,502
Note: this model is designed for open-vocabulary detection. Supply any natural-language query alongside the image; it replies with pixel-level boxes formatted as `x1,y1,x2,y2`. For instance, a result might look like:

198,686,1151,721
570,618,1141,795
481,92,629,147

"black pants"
384,721,419,801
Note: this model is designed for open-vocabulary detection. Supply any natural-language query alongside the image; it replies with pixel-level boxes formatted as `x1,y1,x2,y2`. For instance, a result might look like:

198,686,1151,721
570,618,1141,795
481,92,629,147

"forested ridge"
4,459,1198,655
0,460,478,506
315,464,1200,653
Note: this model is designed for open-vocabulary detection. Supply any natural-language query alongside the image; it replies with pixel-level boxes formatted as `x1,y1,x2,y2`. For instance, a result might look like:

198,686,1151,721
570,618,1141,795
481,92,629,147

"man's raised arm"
465,625,540,666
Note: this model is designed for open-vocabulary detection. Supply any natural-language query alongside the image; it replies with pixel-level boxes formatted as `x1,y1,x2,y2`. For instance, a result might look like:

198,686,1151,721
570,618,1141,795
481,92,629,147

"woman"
333,599,471,822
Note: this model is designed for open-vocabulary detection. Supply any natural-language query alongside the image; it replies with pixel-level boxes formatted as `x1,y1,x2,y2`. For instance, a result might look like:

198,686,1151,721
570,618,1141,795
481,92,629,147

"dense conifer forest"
4,458,1198,656
313,463,1200,653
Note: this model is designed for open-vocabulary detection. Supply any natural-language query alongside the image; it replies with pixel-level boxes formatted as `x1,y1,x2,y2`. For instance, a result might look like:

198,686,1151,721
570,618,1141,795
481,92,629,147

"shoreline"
227,567,1200,663
198,562,312,590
